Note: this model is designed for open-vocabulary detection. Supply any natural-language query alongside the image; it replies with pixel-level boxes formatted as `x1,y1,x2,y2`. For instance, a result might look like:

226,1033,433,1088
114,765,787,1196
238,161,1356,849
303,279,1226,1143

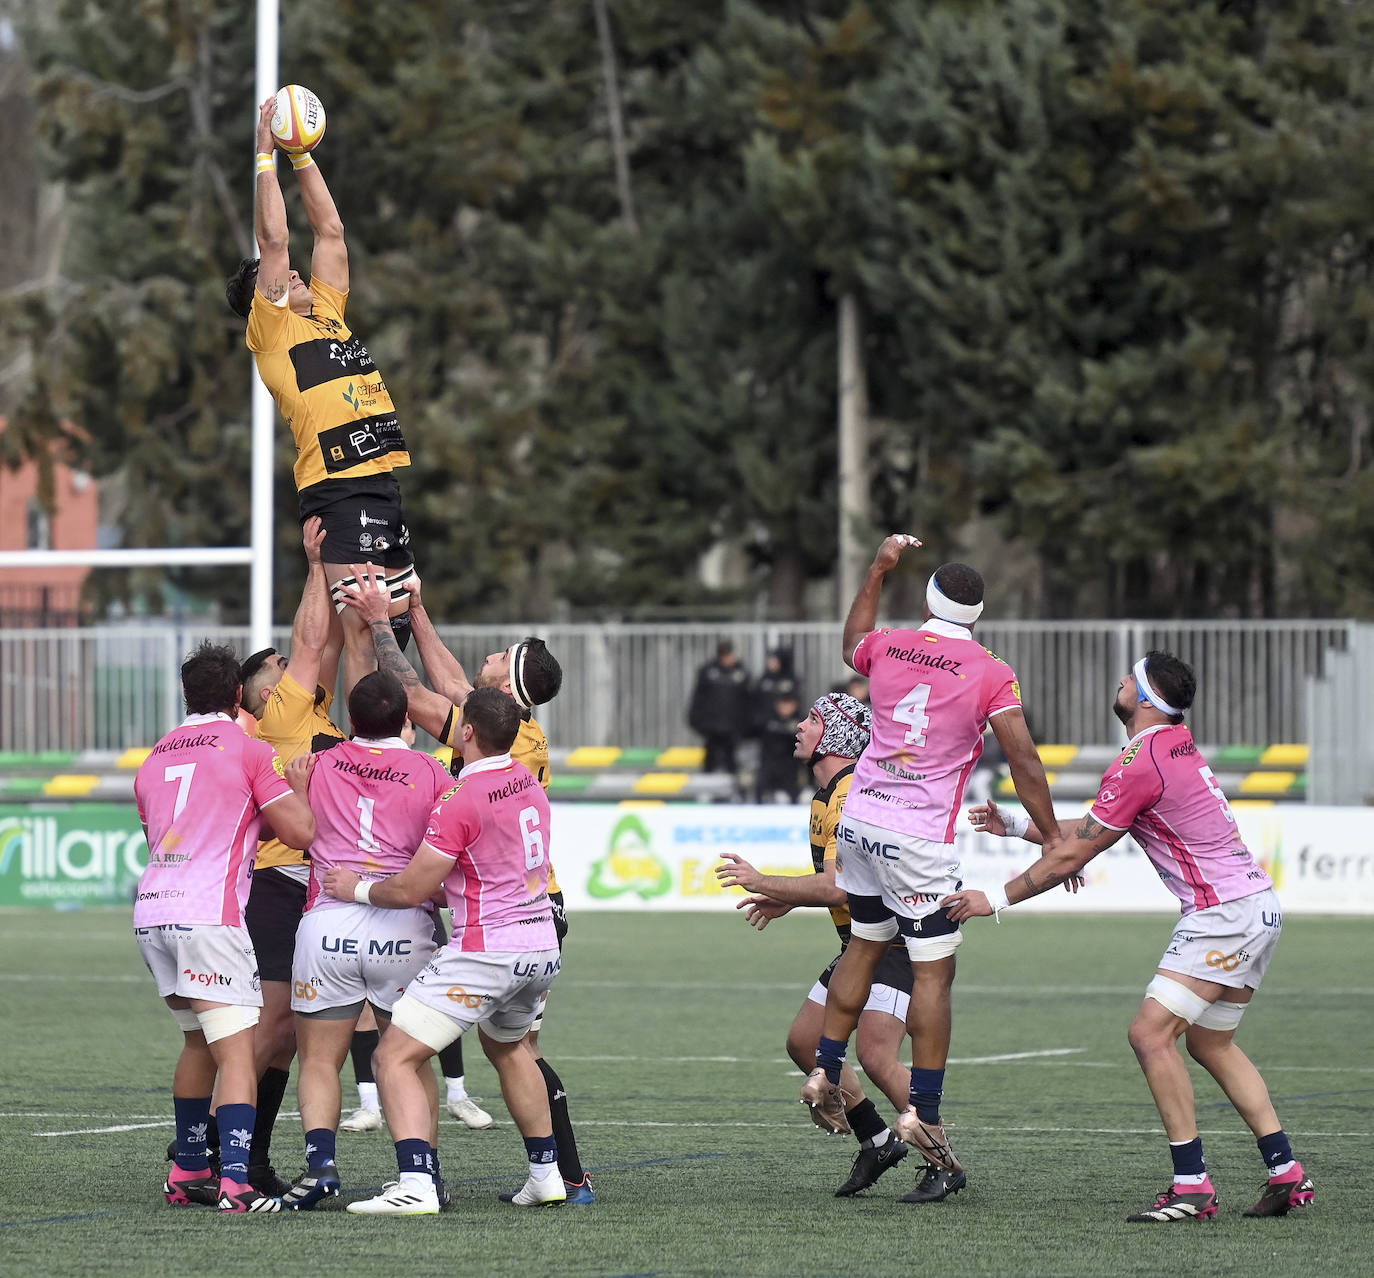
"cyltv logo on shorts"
183,968,233,987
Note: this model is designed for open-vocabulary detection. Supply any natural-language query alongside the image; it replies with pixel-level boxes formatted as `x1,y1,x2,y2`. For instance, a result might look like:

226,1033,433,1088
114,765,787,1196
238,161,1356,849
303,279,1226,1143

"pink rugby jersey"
1090,723,1272,915
304,736,451,912
845,620,1023,842
134,713,292,927
421,753,556,953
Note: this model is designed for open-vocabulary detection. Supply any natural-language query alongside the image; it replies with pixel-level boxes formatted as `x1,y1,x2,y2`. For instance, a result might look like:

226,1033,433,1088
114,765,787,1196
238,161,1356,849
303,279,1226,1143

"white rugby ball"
271,84,327,154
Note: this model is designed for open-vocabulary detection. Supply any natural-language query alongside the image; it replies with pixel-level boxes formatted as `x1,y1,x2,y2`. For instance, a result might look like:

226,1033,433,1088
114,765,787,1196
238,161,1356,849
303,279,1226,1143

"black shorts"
245,867,308,983
549,891,568,948
817,940,913,996
298,474,412,569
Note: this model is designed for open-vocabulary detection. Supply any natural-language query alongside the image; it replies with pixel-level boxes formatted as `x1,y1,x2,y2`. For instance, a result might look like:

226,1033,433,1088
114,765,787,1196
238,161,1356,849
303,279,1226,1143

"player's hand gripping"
284,752,316,794
737,895,792,931
941,889,993,922
714,852,764,894
302,516,326,566
323,866,362,903
871,532,922,575
338,562,391,624
256,96,281,154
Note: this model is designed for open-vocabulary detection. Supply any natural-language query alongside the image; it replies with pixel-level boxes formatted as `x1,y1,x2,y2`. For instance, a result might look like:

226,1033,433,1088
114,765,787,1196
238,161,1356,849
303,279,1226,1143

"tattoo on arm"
369,619,420,689
1021,870,1037,894
264,281,286,301
1075,814,1109,842
1022,866,1065,896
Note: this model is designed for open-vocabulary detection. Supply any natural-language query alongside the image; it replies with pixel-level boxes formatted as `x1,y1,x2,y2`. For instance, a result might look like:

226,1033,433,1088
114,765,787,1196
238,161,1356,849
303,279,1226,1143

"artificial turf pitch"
1,908,1368,1277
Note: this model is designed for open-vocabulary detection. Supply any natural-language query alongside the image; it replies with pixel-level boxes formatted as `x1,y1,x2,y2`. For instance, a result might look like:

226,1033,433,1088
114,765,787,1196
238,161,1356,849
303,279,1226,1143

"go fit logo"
182,967,233,987
1205,949,1248,972
445,986,488,1009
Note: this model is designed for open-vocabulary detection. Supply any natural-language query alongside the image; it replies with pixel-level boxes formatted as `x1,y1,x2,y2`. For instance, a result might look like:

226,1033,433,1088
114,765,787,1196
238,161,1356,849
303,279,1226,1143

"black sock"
845,1098,886,1146
207,1112,220,1157
251,1066,290,1166
536,1057,584,1184
437,1037,464,1079
350,1030,380,1085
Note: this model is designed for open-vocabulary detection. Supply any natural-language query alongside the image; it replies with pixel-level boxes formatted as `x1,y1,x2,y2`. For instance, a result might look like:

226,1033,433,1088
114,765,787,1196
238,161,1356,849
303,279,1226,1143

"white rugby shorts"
834,814,961,922
135,922,262,1006
291,902,436,1014
1157,888,1283,990
391,947,562,1050
806,978,910,1023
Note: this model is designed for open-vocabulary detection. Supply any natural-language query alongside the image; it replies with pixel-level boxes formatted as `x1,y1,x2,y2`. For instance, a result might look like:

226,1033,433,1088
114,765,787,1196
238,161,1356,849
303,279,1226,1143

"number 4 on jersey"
894,683,932,747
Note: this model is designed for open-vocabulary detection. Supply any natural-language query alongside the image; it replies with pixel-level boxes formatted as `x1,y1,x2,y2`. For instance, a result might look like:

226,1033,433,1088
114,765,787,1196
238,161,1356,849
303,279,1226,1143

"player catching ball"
225,95,415,696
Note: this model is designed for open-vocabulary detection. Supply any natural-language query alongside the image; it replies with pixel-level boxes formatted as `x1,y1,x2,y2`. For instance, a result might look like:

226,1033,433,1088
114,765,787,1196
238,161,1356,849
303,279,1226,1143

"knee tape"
849,917,899,943
197,1004,260,1045
171,1007,201,1033
1145,975,1210,1025
1194,999,1247,1031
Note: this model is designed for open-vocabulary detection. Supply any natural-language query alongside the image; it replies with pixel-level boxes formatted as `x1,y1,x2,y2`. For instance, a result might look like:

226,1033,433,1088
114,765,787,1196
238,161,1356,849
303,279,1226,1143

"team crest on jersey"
1010,680,1021,702
1098,781,1121,805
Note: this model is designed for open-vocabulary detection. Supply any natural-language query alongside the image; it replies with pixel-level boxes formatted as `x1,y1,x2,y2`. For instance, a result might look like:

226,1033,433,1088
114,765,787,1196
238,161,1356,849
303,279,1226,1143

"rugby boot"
340,1107,384,1132
166,1138,220,1179
1243,1163,1315,1217
163,1163,219,1207
346,1180,439,1215
447,1096,494,1129
247,1162,292,1198
280,1162,340,1211
1126,1180,1219,1222
800,1068,852,1136
835,1132,908,1197
901,1162,967,1203
217,1178,283,1212
500,1173,568,1206
563,1173,596,1205
892,1108,964,1175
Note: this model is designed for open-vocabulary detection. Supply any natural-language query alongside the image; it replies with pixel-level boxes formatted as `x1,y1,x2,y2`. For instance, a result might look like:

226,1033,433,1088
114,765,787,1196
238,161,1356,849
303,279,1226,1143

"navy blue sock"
305,1127,336,1170
173,1095,212,1172
523,1134,558,1166
395,1137,431,1180
216,1102,256,1183
1257,1129,1293,1173
816,1036,848,1086
909,1067,945,1124
1169,1137,1206,1179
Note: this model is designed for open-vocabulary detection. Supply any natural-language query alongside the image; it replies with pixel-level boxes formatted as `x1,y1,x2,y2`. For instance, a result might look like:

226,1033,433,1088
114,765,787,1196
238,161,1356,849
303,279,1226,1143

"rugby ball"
271,85,327,154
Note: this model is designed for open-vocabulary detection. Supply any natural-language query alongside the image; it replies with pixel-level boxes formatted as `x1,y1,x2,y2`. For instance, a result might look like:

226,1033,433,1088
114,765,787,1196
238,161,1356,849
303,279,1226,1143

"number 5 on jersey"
894,683,932,747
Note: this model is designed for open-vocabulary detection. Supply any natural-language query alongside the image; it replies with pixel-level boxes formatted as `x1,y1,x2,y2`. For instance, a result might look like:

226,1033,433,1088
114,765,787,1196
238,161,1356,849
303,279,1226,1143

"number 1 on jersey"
356,795,380,853
894,683,932,747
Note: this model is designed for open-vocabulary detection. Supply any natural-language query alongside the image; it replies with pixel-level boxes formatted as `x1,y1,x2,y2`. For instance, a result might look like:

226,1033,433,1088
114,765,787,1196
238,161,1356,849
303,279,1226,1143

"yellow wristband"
290,151,315,170
255,152,275,174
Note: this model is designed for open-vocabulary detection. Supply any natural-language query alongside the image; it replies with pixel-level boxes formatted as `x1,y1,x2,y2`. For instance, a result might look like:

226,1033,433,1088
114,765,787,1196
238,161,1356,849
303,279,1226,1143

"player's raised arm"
842,533,921,667
253,97,291,304
291,148,348,292
406,582,473,707
282,517,337,696
338,564,456,740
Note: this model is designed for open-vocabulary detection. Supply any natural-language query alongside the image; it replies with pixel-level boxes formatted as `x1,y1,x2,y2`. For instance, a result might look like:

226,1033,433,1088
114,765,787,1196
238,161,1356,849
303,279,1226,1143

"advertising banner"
2,802,1371,915
0,804,149,907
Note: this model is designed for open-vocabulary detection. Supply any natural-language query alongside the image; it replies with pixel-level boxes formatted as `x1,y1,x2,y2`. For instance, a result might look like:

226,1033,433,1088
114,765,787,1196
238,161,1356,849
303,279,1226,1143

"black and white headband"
506,641,533,709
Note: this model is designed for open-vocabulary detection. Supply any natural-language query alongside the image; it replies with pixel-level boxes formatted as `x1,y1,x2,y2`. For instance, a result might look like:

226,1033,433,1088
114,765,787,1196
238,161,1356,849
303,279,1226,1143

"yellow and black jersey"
810,763,855,943
442,703,558,891
246,276,411,492
256,671,346,870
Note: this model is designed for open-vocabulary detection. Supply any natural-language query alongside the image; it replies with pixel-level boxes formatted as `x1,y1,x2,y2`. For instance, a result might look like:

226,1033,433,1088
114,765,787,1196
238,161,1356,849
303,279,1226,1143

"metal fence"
0,618,1356,756
1308,622,1374,805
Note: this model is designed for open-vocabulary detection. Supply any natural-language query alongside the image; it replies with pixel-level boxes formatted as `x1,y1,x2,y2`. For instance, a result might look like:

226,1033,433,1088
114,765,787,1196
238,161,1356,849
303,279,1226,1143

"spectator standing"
688,641,754,778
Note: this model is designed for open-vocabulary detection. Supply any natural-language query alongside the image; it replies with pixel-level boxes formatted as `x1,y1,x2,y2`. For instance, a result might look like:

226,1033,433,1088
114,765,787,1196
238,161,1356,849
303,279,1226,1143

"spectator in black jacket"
755,691,804,803
688,641,754,777
755,649,802,730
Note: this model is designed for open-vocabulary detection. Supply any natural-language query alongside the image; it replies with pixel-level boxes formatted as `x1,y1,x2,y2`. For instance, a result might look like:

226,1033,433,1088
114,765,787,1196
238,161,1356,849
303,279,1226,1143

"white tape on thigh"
330,575,357,615
197,1004,260,1045
384,567,417,601
171,1007,201,1033
1194,999,1247,1031
904,931,964,962
849,917,899,943
1145,975,1210,1025
391,993,463,1053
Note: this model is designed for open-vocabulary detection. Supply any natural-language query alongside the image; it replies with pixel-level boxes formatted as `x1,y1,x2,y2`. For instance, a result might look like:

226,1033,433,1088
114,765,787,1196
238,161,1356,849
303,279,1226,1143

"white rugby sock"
446,1076,467,1102
358,1082,379,1110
